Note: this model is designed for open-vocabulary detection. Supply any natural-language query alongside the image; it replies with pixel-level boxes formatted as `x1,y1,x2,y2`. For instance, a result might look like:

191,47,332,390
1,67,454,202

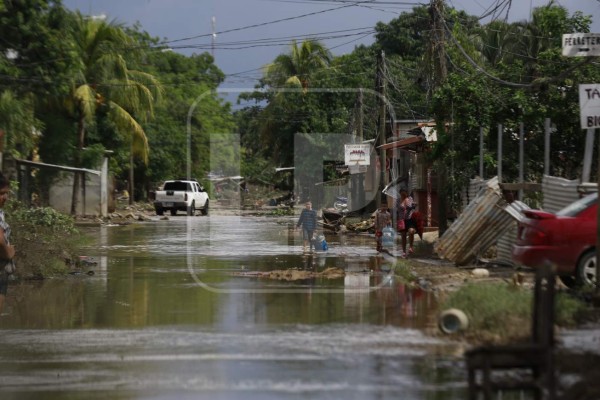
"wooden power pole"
377,50,386,208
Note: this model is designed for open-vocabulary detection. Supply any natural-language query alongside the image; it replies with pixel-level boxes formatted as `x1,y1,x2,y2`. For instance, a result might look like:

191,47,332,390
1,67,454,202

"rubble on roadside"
233,267,346,281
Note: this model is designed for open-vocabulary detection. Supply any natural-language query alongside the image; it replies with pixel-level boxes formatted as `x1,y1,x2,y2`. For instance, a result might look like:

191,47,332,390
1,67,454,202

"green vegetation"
0,1,595,212
392,260,418,283
7,199,85,279
441,282,587,343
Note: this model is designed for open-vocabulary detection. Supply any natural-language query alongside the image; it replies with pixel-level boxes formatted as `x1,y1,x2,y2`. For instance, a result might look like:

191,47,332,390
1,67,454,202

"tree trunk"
71,115,85,215
129,143,134,205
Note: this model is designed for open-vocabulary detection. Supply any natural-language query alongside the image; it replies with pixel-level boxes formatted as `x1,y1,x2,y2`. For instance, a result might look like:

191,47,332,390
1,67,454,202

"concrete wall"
49,172,102,216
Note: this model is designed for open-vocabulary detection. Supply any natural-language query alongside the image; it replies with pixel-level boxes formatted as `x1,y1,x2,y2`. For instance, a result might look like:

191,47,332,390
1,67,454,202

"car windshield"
556,192,598,217
163,182,190,191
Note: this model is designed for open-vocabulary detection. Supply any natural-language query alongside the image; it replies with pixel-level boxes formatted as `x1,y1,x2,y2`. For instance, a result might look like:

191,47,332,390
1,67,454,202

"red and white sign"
344,144,371,166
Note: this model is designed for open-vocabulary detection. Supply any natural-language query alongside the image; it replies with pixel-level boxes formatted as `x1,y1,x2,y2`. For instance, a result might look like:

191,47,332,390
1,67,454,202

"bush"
6,200,84,279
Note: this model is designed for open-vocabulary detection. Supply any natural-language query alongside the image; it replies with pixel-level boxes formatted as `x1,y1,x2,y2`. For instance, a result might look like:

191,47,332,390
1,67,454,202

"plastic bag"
397,219,405,231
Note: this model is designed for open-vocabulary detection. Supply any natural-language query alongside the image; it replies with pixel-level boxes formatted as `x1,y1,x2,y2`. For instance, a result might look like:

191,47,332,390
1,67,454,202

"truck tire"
170,209,177,216
187,201,195,216
201,200,209,216
155,206,164,216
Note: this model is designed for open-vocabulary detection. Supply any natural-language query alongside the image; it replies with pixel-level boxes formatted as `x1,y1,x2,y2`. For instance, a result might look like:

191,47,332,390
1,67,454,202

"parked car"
512,192,597,288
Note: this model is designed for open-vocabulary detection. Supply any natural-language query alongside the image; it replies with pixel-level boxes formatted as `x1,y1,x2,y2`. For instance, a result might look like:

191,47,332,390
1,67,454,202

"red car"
512,192,597,288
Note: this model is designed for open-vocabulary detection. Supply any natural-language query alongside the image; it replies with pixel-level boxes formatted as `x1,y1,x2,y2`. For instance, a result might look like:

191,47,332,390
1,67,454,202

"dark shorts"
404,218,417,231
302,228,314,241
0,270,8,296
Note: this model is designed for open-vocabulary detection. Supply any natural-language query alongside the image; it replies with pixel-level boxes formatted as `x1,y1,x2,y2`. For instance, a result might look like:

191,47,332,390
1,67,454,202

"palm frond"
73,84,96,122
108,102,149,164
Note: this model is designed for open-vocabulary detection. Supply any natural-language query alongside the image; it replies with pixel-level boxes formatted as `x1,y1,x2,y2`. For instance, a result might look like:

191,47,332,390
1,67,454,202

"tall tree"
65,13,162,211
0,0,76,165
124,26,235,195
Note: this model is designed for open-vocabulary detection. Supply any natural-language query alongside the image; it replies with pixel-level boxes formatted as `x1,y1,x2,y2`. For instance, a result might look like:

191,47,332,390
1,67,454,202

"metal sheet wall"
541,175,580,213
445,175,584,266
435,177,515,265
461,178,485,211
495,201,530,265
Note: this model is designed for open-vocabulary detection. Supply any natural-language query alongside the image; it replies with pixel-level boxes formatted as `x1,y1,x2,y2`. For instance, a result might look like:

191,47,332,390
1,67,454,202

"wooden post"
479,126,484,178
497,124,502,183
582,128,594,182
544,118,551,177
377,50,386,208
519,122,524,200
357,89,365,209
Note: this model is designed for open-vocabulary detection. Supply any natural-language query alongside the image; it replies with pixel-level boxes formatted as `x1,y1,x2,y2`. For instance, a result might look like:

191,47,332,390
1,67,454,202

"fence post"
519,122,524,200
497,124,502,183
582,128,594,183
479,126,484,178
544,118,551,176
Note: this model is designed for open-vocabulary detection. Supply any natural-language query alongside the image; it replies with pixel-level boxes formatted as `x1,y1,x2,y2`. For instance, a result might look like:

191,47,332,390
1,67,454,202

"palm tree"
264,39,332,90
257,40,332,166
67,13,162,212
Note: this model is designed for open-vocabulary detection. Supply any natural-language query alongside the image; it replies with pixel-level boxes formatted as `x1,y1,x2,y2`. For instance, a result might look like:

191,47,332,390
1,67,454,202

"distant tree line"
0,1,597,211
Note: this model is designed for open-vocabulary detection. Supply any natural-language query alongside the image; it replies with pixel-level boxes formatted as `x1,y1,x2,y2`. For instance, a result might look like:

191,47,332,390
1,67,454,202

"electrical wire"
160,1,377,45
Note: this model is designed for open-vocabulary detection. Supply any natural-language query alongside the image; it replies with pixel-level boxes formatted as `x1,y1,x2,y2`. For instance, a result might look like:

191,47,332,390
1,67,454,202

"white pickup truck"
154,179,209,216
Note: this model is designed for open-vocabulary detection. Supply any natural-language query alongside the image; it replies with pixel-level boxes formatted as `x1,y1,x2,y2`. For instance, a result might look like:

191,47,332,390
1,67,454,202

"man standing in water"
0,172,15,315
296,201,317,253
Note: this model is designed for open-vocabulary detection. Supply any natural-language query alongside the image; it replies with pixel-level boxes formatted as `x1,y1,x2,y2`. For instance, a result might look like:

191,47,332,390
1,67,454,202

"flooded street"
0,214,467,399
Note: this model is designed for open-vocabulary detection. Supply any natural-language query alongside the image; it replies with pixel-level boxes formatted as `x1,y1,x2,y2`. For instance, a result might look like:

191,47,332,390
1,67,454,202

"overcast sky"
62,0,600,92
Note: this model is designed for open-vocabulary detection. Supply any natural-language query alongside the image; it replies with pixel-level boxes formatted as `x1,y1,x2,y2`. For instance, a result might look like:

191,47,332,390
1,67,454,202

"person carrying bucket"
296,201,318,253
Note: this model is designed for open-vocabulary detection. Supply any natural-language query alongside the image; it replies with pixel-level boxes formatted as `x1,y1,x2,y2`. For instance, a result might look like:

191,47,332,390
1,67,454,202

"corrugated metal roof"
435,177,518,265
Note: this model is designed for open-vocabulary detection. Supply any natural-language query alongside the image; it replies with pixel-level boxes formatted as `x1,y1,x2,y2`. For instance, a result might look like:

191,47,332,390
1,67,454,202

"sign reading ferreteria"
344,144,370,166
579,84,600,129
562,33,600,57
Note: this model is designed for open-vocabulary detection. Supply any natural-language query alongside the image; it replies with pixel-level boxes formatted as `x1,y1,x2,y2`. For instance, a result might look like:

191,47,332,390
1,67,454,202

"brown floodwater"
0,214,470,399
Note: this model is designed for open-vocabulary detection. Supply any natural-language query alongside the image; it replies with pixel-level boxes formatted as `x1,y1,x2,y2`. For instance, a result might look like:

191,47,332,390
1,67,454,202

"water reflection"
0,215,467,399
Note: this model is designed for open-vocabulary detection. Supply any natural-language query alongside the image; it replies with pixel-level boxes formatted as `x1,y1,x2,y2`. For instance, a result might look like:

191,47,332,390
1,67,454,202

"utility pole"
377,50,386,209
430,0,448,234
356,89,365,209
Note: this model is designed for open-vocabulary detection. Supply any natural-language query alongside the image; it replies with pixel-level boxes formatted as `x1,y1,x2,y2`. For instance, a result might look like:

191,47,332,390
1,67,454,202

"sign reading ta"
579,84,600,129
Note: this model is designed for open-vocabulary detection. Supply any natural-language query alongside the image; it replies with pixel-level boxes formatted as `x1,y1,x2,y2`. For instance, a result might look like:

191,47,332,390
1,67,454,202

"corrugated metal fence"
435,177,515,265
436,175,587,266
541,175,580,213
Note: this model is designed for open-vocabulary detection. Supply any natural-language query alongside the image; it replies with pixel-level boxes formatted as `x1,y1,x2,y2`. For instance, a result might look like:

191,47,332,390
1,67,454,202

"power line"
160,1,376,45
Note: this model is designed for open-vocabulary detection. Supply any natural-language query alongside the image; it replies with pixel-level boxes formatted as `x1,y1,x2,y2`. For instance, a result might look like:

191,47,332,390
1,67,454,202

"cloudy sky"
62,0,600,92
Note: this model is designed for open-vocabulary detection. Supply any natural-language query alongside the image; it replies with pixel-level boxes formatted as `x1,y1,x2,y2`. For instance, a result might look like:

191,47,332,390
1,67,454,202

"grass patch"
441,282,586,344
393,260,417,284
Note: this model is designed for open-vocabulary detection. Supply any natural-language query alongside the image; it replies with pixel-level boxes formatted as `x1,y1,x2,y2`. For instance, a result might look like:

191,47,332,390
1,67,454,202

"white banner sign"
579,84,600,129
344,144,370,166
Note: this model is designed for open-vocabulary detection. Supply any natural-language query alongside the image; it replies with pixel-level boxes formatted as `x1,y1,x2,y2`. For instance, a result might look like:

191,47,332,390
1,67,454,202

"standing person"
397,189,416,255
0,172,15,315
374,202,391,252
296,201,318,253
